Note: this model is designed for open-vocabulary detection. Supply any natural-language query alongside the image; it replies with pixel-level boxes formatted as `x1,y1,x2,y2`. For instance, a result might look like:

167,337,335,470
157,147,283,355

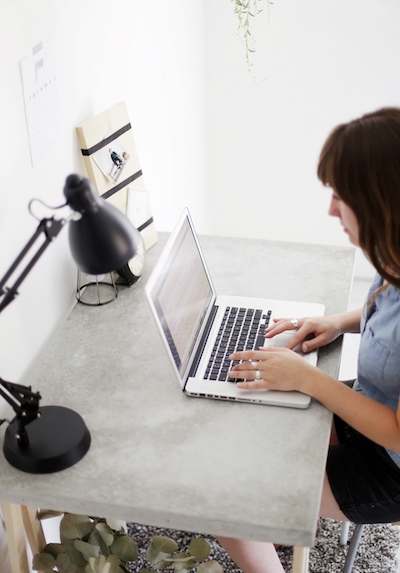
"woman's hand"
265,315,346,353
228,347,315,392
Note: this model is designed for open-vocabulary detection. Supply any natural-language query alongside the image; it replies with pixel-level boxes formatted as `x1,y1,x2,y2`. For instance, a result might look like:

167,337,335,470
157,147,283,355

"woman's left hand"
228,347,315,392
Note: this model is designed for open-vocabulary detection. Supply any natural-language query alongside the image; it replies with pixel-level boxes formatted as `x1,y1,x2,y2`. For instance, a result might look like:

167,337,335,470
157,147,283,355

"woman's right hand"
265,315,345,353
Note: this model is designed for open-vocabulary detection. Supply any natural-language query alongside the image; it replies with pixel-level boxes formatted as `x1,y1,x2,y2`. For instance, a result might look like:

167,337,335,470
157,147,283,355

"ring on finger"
290,318,299,328
255,370,261,380
251,360,258,369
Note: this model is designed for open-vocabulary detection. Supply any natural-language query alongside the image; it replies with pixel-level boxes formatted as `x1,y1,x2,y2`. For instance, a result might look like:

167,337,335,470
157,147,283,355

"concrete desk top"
0,234,355,547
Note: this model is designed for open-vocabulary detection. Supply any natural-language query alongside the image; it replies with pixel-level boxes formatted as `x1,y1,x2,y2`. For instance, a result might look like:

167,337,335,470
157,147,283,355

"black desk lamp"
0,174,141,473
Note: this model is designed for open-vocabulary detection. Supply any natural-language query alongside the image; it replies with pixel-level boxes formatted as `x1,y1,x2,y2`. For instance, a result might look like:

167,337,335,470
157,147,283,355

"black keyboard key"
255,334,265,348
205,307,271,380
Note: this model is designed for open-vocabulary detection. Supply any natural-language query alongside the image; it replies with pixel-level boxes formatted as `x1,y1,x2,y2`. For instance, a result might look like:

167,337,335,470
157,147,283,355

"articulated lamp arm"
0,174,139,473
0,379,41,446
0,216,66,314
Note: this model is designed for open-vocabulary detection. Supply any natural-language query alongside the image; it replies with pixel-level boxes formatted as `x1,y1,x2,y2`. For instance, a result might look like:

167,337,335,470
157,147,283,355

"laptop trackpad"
263,331,306,357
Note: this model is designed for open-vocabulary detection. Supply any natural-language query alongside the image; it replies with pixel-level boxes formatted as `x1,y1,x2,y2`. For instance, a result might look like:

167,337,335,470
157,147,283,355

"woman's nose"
328,197,340,218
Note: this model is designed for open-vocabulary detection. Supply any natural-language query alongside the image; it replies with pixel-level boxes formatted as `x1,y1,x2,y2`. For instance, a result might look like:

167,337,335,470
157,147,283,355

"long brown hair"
318,108,400,289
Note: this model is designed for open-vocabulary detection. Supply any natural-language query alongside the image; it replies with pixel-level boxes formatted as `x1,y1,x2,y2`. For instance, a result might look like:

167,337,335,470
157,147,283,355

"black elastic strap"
80,123,132,156
100,170,143,200
138,217,154,232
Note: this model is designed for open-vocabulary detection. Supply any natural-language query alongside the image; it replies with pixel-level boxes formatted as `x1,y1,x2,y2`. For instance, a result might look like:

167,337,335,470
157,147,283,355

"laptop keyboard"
204,306,272,382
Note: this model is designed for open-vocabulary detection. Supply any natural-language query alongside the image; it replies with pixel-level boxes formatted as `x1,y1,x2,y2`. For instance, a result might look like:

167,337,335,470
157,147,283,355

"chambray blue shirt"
353,273,400,466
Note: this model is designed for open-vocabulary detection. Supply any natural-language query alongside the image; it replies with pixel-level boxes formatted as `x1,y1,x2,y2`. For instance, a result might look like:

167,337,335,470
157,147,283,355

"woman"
218,108,400,573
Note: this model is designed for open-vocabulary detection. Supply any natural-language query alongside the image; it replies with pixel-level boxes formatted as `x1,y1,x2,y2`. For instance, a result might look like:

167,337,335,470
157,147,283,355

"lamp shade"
64,174,141,275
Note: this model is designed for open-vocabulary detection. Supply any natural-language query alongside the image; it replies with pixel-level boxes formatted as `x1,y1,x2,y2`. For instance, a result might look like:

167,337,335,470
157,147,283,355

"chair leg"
339,521,350,546
342,524,365,573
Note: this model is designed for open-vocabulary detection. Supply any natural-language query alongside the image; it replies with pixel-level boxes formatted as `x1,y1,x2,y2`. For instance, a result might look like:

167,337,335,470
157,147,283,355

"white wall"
0,3,205,569
0,0,205,386
203,0,400,277
3,0,399,383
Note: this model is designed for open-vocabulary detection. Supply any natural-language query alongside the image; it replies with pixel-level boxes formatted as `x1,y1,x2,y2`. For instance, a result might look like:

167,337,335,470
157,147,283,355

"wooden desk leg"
21,505,46,556
292,546,309,573
2,503,30,573
2,503,46,573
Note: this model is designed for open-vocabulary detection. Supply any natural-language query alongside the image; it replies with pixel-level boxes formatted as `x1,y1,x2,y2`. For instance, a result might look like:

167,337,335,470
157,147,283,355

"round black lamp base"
3,406,91,474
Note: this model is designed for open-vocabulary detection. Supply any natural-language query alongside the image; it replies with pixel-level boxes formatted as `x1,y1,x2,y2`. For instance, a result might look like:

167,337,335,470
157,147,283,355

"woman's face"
328,192,360,246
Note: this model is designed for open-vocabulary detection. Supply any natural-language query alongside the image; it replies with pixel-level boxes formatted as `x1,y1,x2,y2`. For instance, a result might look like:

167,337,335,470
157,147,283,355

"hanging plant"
232,0,271,77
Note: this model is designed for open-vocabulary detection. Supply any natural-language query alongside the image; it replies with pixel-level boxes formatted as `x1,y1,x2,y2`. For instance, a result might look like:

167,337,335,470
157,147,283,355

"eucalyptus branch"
32,513,223,573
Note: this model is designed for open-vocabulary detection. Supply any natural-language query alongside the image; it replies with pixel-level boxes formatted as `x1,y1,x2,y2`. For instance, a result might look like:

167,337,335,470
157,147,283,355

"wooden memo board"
76,102,157,251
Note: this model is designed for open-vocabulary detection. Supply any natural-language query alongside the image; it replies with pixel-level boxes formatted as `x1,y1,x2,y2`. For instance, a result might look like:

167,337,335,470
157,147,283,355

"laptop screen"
148,214,214,378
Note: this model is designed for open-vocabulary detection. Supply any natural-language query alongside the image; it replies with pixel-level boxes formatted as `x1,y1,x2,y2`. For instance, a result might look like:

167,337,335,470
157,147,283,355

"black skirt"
327,414,400,524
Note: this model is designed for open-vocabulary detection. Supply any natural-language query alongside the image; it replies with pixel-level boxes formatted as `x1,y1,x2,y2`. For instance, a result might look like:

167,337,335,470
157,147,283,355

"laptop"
145,209,325,409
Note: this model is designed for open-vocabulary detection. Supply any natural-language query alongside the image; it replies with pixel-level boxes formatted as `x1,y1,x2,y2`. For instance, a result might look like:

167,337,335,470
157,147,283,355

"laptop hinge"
187,303,218,382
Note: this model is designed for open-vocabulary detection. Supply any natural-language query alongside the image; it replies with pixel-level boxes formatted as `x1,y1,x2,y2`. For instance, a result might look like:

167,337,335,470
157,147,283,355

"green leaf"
86,555,121,573
32,552,56,572
55,552,70,569
146,535,178,568
95,522,115,547
151,535,178,554
61,514,94,540
197,560,224,573
110,535,138,562
103,555,121,573
41,543,68,559
88,529,109,555
56,551,86,573
172,551,196,573
74,539,101,560
60,537,79,552
105,518,127,533
60,548,87,571
86,555,106,573
189,539,210,562
146,543,171,569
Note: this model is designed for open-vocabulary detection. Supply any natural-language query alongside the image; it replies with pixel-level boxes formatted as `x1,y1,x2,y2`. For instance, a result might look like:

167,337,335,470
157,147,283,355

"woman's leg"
217,537,285,573
322,419,348,521
217,474,347,573
216,423,347,573
319,472,348,521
